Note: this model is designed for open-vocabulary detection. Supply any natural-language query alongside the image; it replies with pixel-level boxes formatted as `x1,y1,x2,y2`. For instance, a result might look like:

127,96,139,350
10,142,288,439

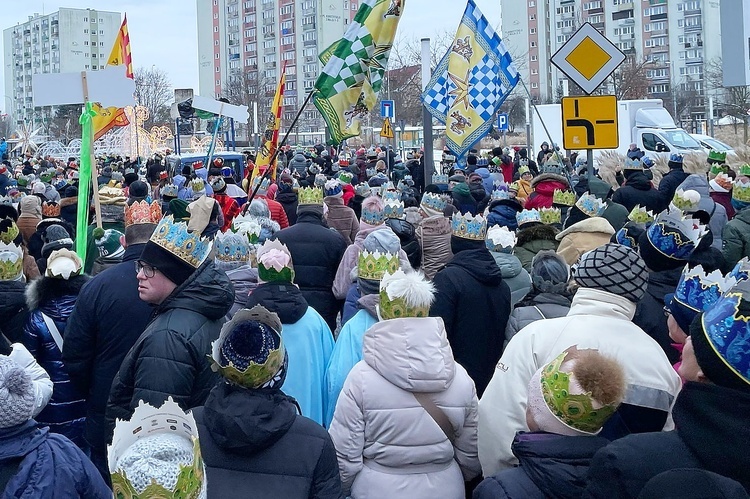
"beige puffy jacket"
416,215,453,280
555,217,615,265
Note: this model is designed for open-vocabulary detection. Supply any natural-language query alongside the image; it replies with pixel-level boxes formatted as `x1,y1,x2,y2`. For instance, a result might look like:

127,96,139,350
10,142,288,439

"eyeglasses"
135,260,157,278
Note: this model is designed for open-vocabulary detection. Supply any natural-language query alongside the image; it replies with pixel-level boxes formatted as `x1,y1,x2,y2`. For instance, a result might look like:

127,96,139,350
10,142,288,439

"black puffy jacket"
611,172,664,213
386,218,421,270
632,267,683,363
474,432,610,499
273,211,347,332
658,167,690,207
195,383,343,499
0,280,28,344
105,261,233,442
430,245,511,396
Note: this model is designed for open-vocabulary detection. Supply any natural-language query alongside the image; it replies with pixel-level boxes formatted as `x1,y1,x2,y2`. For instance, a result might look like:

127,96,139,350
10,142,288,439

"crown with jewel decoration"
707,150,727,164
149,215,213,268
575,192,607,217
432,173,449,184
451,212,487,240
214,231,251,265
628,205,655,224
553,189,576,207
161,183,179,198
674,264,738,313
739,164,750,177
381,190,400,203
108,398,204,499
486,225,517,253
383,198,405,219
358,250,400,281
41,201,61,218
298,187,324,206
190,178,205,193
733,180,750,204
623,157,643,170
491,187,510,201
540,207,562,225
671,189,701,212
0,234,23,281
125,200,163,227
646,208,708,261
517,208,541,227
420,192,447,213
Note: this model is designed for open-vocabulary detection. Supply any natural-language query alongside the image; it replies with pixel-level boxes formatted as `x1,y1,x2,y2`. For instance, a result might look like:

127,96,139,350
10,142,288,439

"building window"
215,53,220,59
216,67,220,72
529,14,536,20
84,29,89,34
528,1,535,6
530,41,537,47
530,28,536,34
530,55,538,61
214,26,219,32
531,82,538,88
531,69,538,75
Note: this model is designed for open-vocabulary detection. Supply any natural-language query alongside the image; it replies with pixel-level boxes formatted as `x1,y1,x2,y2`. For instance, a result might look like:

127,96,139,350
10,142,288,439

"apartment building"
197,0,357,137
3,8,121,125
501,0,721,123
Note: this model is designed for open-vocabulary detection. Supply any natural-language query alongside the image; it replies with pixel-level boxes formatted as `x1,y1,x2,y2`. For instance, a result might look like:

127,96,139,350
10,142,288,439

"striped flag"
92,15,133,140
253,65,287,182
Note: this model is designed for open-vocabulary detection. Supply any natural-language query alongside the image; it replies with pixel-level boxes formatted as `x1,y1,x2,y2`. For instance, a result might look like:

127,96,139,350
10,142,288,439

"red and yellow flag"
252,65,287,182
92,15,133,140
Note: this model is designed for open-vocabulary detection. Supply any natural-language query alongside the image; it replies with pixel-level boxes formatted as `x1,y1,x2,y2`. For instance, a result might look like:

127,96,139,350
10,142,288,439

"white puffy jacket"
478,287,682,476
328,317,481,499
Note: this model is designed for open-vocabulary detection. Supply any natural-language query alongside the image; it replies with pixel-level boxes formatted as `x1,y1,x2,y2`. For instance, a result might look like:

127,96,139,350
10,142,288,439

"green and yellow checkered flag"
313,0,406,145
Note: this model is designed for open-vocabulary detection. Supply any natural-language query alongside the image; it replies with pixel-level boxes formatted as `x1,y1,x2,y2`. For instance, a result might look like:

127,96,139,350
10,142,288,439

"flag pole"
517,78,564,165
245,90,316,204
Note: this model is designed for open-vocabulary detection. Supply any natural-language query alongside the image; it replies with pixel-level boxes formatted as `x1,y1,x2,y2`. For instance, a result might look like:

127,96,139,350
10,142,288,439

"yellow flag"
253,67,286,182
92,15,133,140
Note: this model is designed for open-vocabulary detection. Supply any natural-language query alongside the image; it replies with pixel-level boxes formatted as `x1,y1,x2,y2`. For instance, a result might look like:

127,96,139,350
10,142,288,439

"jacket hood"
363,317,456,393
25,274,88,315
674,382,750,488
517,223,559,246
524,291,572,308
357,293,380,317
475,167,491,179
490,251,524,278
531,173,569,190
568,287,637,321
245,282,307,324
678,174,710,197
624,172,654,191
157,261,234,320
645,267,682,302
275,191,298,203
513,432,611,499
0,281,26,317
0,421,48,460
203,382,297,454
555,217,615,240
354,223,389,245
446,247,504,285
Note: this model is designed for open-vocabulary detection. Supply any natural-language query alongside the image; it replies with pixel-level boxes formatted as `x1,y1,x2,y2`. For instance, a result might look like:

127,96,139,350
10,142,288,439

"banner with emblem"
313,0,406,145
92,15,133,141
422,0,519,159
252,65,286,183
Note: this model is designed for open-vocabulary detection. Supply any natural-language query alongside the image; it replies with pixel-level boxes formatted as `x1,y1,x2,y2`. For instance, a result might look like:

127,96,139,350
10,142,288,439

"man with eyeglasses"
105,216,234,447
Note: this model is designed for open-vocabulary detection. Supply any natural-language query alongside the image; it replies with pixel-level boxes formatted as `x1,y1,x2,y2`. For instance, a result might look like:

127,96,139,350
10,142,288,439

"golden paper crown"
733,180,750,204
628,205,655,224
540,207,562,225
150,216,213,268
358,250,399,281
125,200,163,227
42,201,61,218
553,189,576,206
298,187,324,205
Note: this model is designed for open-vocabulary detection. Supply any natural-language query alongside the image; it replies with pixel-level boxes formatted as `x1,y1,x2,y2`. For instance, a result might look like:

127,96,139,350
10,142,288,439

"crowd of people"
0,139,748,498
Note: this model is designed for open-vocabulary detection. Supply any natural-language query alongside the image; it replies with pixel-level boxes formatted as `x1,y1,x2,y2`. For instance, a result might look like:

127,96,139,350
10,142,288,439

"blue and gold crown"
420,193,447,213
517,208,541,227
540,207,562,225
358,250,399,281
646,208,707,261
214,231,251,264
382,190,401,204
733,180,750,204
628,205,655,224
432,173,449,184
700,279,750,386
298,187,323,205
361,201,386,226
150,215,213,268
674,265,738,313
575,192,606,217
451,212,487,240
491,187,509,201
553,189,576,207
161,183,178,198
383,198,405,219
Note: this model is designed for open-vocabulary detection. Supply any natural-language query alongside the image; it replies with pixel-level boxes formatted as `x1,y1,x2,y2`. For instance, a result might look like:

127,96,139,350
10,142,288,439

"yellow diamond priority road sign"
562,95,619,150
551,23,626,95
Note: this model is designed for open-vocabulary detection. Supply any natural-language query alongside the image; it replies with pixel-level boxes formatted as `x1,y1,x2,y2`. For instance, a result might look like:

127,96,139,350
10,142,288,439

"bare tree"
48,105,82,142
134,67,173,128
222,70,275,141
608,57,653,100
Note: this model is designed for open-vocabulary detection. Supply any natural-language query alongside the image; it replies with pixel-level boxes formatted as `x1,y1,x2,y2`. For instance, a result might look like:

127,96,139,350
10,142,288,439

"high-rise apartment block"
197,0,357,136
501,0,721,123
3,8,121,125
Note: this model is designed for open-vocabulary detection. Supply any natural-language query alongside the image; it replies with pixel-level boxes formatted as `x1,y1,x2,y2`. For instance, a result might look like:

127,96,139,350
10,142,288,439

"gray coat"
504,293,572,351
677,174,728,251
489,251,532,306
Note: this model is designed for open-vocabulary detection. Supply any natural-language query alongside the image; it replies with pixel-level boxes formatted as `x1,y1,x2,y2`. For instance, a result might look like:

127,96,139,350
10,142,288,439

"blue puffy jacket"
487,199,523,231
22,275,88,448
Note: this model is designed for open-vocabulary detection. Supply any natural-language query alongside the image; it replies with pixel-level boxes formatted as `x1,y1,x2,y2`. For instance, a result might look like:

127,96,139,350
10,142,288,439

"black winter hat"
573,243,648,303
128,180,149,201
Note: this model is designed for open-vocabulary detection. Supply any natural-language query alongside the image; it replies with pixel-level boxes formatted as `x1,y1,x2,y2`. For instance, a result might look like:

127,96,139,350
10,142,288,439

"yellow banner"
254,69,286,181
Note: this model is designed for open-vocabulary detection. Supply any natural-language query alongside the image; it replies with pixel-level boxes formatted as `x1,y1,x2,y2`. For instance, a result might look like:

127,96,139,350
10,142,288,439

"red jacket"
257,195,289,229
524,175,569,210
342,184,355,206
214,193,241,232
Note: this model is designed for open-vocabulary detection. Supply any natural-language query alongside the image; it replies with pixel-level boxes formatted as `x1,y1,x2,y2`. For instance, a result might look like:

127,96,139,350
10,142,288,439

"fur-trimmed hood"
25,274,89,314
555,216,615,240
517,223,560,246
59,196,78,209
531,173,569,189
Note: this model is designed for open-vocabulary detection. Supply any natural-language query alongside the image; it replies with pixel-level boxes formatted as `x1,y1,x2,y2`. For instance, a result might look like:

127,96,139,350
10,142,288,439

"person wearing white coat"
328,270,481,499
478,243,683,477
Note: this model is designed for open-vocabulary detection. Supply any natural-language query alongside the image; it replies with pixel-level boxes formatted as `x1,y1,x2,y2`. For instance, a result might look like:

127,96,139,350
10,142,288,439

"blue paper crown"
700,279,750,386
214,232,251,263
615,226,638,248
432,174,449,184
150,215,213,268
161,183,178,198
624,157,643,170
252,176,271,191
361,203,386,226
674,265,738,313
516,209,541,226
451,212,487,240
575,192,607,217
383,200,405,219
421,193,447,212
729,258,750,284
646,209,707,261
382,190,401,203
491,187,509,201
324,180,342,197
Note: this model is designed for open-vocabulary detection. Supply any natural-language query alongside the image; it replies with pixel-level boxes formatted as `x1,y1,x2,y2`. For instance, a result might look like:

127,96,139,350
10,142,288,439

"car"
690,134,736,157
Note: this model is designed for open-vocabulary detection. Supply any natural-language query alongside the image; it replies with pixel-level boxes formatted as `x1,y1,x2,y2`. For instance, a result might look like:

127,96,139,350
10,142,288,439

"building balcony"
684,8,701,15
650,12,668,21
684,24,702,33
51,20,58,25
304,39,317,46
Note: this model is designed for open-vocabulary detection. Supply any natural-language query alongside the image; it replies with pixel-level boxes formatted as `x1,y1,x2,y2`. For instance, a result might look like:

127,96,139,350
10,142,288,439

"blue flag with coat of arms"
422,0,519,159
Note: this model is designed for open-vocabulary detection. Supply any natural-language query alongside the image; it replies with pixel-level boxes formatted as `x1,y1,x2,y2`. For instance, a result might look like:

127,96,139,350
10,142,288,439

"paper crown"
361,199,386,226
540,349,619,434
709,163,729,176
674,265,738,313
710,173,733,193
256,239,295,283
338,171,354,185
733,180,750,204
109,398,203,499
0,221,19,244
707,150,727,163
700,279,750,386
190,178,205,193
0,196,14,206
0,238,23,281
358,250,399,281
298,187,323,206
671,189,701,212
540,207,562,225
519,158,529,167
646,208,707,261
623,157,643,170
628,205,655,224
383,198,405,219
517,208,541,226
252,176,271,192
451,212,487,240
739,164,750,177
324,179,343,197
729,257,750,284
231,214,263,244
381,190,400,203
210,305,285,389
16,174,31,187
553,189,576,207
491,187,510,201
314,174,327,187
41,201,61,218
125,200,162,227
209,177,226,192
518,165,531,176
39,170,53,183
432,173,449,184
161,183,179,198
378,269,435,320
486,225,516,252
46,248,83,279
420,192,447,212
214,231,251,264
150,215,213,268
576,192,607,217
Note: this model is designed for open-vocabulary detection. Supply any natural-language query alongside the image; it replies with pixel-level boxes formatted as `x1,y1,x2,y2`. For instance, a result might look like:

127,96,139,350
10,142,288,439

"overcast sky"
2,0,502,109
